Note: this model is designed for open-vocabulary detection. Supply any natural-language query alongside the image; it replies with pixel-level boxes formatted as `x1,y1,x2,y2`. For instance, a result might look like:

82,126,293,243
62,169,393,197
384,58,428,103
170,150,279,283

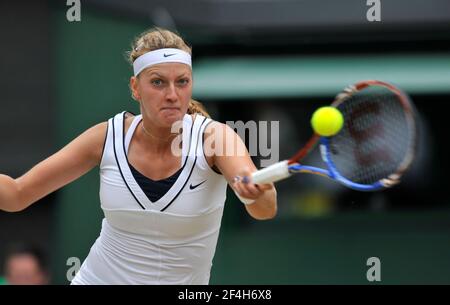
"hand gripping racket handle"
251,160,290,184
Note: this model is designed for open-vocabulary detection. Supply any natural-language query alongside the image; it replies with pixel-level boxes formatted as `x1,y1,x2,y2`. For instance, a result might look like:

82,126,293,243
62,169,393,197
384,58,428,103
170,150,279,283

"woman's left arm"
206,122,277,220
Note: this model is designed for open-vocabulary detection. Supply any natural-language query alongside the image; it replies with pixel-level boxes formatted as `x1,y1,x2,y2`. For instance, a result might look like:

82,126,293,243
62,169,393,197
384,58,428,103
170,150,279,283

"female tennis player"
0,28,277,284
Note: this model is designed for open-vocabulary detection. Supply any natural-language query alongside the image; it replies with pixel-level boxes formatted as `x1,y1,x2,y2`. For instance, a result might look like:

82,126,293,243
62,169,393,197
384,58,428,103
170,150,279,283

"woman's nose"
165,83,178,101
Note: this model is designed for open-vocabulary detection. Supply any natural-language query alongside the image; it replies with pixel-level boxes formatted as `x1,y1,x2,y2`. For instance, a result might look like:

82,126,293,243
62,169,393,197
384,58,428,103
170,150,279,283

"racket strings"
329,85,414,184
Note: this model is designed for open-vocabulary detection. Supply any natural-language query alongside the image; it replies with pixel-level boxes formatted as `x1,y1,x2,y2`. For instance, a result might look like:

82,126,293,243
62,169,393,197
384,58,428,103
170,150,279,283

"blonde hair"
128,27,210,118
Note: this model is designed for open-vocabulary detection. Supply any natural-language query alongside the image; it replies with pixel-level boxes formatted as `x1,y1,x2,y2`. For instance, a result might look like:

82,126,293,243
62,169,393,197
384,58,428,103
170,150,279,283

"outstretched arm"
0,122,107,212
206,122,277,220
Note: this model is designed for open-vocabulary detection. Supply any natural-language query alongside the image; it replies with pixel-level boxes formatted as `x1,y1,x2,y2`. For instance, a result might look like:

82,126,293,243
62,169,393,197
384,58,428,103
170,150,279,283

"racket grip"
251,160,290,184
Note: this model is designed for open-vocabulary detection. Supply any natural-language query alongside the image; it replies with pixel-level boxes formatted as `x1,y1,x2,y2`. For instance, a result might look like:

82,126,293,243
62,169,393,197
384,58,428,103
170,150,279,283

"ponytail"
187,99,210,118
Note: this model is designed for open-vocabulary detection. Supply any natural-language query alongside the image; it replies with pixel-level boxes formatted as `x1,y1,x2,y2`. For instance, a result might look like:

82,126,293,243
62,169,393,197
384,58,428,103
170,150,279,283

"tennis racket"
251,80,417,191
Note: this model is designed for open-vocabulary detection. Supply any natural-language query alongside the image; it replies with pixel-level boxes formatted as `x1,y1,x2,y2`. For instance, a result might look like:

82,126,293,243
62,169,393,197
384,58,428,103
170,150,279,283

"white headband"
133,48,192,76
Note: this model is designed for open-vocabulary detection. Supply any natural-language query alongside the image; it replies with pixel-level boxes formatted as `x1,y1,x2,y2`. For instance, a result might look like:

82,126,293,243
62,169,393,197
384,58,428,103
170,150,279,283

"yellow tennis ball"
310,106,344,136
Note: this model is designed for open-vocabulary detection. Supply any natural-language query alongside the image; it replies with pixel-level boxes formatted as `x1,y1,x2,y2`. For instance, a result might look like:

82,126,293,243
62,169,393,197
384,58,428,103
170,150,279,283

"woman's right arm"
0,122,108,212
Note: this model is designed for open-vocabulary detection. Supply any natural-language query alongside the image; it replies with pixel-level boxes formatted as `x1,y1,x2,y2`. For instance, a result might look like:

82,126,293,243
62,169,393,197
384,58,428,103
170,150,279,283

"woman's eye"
178,79,189,86
151,79,163,86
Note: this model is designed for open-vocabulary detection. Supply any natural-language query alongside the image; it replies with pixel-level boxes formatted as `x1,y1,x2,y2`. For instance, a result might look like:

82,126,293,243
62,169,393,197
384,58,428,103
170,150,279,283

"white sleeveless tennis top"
71,112,228,285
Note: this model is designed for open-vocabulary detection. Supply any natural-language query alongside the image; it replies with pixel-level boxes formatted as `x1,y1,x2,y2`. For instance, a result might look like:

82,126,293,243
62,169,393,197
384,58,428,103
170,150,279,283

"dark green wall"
212,209,450,284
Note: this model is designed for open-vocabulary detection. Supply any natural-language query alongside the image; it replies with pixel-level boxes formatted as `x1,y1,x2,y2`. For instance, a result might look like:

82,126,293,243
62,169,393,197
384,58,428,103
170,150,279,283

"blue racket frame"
288,137,385,191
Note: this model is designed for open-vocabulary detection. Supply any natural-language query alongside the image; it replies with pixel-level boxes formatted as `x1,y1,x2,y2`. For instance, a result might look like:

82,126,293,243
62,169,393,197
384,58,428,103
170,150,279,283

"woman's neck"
139,120,180,153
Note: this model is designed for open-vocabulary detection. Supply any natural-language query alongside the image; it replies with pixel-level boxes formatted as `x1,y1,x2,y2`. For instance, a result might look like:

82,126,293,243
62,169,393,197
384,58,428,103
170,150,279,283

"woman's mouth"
160,107,181,115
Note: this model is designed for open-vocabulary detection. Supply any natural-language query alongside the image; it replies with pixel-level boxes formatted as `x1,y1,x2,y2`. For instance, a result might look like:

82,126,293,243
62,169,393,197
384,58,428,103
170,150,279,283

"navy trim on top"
129,163,183,203
112,116,146,210
202,120,222,175
112,112,198,210
160,116,208,212
121,112,193,206
160,156,197,212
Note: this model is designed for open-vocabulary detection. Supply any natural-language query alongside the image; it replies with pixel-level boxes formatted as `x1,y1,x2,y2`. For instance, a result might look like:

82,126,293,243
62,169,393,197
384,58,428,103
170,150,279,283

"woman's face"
131,63,192,128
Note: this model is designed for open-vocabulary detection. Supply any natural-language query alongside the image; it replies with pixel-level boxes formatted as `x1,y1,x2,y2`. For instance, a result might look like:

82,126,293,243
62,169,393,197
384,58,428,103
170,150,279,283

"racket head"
290,80,417,190
329,80,417,188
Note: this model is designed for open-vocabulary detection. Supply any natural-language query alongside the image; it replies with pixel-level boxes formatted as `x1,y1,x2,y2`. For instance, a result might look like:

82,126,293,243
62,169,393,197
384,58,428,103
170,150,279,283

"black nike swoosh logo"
190,180,207,190
163,53,176,57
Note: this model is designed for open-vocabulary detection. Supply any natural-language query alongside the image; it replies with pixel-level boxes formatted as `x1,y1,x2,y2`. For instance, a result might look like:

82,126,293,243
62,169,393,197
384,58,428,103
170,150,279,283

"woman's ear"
130,76,140,101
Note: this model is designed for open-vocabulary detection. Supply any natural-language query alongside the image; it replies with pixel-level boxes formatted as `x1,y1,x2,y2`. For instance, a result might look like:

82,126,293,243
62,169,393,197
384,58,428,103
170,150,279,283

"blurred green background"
1,0,450,284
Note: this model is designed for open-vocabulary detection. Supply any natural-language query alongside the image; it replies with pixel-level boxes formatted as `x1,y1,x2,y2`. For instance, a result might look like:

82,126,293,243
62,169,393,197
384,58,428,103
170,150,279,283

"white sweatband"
133,48,192,76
